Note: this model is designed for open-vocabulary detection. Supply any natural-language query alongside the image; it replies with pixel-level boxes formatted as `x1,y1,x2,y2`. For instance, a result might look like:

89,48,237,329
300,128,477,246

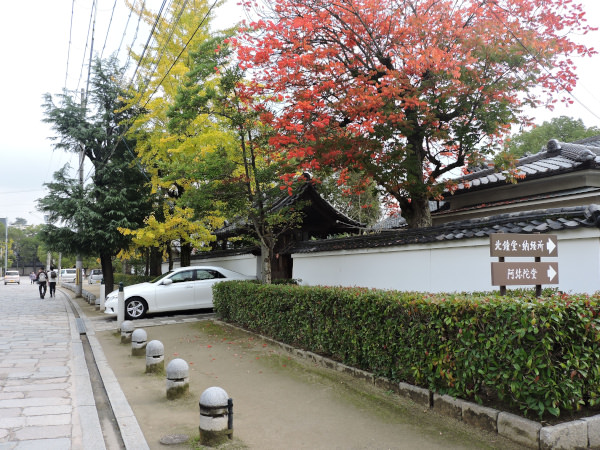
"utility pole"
75,89,85,298
76,0,97,297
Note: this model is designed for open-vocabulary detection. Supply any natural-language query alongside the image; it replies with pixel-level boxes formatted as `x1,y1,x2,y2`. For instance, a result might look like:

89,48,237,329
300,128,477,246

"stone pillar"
131,328,147,356
166,358,189,400
199,387,233,446
146,340,165,374
120,321,134,344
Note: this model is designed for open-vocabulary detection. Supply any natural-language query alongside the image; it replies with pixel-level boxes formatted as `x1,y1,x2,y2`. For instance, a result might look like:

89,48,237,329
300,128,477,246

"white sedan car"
104,266,255,320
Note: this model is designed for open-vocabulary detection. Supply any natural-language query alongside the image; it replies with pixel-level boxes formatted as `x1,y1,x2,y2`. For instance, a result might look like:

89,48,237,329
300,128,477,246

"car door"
157,269,197,312
193,269,224,308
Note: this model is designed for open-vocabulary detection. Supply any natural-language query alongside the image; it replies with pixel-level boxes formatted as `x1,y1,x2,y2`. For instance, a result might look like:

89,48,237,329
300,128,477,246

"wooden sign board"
491,262,559,286
490,233,558,257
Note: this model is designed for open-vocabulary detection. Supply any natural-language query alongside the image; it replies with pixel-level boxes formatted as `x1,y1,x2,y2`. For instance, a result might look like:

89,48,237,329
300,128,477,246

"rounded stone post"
120,321,134,344
146,340,165,374
131,328,147,357
166,358,189,400
199,387,233,446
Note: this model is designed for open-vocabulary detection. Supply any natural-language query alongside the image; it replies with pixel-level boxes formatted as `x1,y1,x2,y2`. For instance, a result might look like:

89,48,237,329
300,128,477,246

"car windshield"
150,271,173,283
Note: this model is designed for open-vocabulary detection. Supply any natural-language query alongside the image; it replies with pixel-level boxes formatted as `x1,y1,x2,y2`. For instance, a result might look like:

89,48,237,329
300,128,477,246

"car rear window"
7,271,18,276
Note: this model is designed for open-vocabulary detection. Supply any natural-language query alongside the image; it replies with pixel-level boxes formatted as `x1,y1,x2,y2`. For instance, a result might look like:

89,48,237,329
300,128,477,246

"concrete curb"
215,320,600,450
64,288,149,450
62,292,106,450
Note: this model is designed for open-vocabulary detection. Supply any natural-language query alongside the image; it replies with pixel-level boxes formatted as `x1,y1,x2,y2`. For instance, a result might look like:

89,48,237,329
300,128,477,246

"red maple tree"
234,0,595,228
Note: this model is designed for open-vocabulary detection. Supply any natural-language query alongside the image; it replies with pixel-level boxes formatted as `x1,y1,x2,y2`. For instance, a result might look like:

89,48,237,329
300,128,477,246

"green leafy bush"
112,273,153,287
213,282,600,419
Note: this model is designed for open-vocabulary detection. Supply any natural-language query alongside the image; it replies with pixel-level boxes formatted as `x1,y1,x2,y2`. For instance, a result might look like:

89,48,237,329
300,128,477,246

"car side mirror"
162,278,173,286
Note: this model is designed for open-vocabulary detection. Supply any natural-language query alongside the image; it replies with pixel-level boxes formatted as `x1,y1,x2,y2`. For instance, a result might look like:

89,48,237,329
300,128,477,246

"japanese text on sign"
489,233,558,257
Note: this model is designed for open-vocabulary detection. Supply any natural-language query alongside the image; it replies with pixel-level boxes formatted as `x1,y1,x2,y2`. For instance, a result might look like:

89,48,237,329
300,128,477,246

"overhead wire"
82,0,175,183
141,0,217,109
116,0,136,61
64,0,76,90
128,0,170,89
100,0,119,59
136,0,189,104
124,0,147,70
84,0,220,182
75,0,97,96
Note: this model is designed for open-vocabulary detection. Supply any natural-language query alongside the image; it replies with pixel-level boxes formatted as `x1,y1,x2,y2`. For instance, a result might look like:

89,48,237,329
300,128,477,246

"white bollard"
117,282,125,327
199,387,233,446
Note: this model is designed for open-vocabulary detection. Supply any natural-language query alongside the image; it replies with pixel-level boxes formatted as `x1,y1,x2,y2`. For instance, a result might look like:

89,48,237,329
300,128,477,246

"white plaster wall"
547,229,600,294
292,229,600,294
190,253,258,277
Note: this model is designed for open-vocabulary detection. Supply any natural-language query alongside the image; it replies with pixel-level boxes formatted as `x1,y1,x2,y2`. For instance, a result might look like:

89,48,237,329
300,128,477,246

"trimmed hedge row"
213,281,600,419
112,273,154,287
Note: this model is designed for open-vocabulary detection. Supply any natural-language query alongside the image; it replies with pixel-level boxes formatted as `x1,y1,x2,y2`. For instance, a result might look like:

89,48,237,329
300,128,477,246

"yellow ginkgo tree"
120,0,233,273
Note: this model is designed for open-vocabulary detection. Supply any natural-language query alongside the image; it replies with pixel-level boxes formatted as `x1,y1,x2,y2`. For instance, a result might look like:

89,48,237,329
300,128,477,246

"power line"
75,0,97,95
116,0,136,60
135,0,189,106
64,0,76,90
100,0,119,59
128,0,170,87
124,0,147,70
142,0,217,109
85,0,220,180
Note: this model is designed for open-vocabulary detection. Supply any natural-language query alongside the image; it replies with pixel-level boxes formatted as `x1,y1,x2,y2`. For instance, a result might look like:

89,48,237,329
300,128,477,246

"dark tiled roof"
215,180,363,238
370,214,407,230
291,205,600,254
453,136,600,194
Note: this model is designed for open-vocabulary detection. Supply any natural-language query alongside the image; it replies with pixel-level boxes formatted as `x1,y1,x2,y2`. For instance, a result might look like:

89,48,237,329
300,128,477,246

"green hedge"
112,273,154,287
213,282,600,419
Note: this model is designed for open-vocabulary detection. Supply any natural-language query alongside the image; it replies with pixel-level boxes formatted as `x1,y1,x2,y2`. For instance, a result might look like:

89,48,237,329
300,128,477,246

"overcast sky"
0,0,598,226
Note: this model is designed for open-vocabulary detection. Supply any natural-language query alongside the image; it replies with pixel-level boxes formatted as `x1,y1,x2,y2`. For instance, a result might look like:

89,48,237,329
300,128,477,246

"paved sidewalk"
0,282,105,449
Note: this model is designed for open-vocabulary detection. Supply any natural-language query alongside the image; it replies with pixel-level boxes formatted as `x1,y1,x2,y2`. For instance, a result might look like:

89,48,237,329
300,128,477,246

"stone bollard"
199,387,233,446
166,358,189,400
146,340,165,374
120,321,134,344
131,328,147,356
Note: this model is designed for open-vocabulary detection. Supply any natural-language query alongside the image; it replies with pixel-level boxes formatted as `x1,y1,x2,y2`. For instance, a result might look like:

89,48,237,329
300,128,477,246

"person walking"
29,271,36,284
36,268,48,299
48,267,57,298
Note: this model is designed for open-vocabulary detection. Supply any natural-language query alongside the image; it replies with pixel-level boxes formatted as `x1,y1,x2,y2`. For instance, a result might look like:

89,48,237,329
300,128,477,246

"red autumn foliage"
234,0,595,228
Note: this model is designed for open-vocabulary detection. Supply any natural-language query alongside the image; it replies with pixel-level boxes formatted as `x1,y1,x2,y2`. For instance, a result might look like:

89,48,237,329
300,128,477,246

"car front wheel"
125,297,147,320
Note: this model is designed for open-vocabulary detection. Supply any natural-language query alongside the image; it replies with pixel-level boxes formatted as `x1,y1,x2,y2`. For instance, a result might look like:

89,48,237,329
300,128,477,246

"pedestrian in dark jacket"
36,268,48,299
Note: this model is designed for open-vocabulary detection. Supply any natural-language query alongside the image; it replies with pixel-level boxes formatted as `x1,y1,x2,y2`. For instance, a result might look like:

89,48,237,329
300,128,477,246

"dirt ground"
73,286,524,449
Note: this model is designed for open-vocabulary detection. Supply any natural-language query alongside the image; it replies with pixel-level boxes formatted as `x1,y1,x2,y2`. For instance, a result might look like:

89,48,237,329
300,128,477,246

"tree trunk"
180,242,191,267
100,252,114,293
168,243,173,271
260,242,272,284
399,196,432,228
145,248,150,276
149,247,162,276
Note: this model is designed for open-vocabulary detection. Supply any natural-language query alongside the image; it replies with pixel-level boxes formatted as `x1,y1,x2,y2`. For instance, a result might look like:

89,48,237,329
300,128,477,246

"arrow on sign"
546,238,556,255
547,265,557,282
